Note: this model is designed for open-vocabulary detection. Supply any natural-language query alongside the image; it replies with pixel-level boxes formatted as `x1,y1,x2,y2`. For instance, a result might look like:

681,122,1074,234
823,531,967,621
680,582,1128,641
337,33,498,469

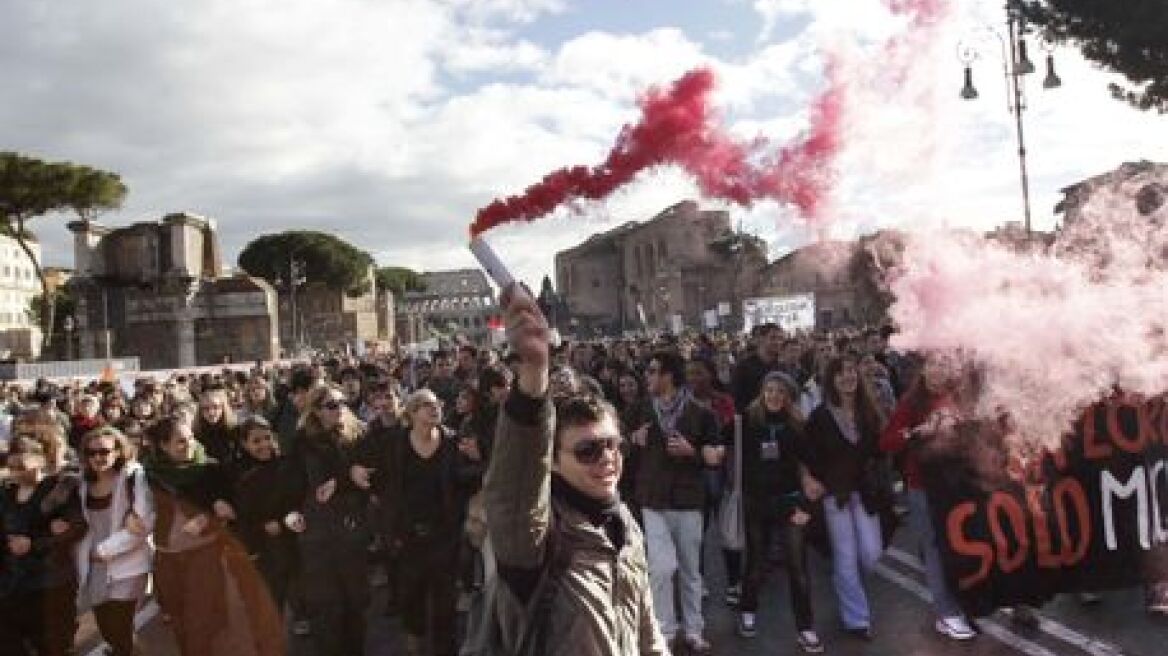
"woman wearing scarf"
145,416,235,656
802,354,889,642
736,372,822,653
281,384,371,656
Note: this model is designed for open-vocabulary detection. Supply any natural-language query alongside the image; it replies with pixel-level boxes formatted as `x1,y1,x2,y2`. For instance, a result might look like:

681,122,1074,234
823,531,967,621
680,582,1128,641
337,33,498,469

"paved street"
87,519,1165,656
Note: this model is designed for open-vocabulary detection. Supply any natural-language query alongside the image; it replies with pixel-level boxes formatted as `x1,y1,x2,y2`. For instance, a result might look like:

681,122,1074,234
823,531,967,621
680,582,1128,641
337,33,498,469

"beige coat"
484,393,668,656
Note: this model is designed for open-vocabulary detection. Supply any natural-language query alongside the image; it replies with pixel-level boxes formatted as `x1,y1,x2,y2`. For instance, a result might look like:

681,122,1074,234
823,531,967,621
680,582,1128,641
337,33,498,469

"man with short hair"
731,323,784,411
483,285,667,655
630,351,723,654
426,351,461,408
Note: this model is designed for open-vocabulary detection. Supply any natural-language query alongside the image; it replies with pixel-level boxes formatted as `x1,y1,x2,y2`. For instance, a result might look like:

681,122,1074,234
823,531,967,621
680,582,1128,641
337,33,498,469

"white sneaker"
935,616,977,641
797,630,824,653
737,612,757,638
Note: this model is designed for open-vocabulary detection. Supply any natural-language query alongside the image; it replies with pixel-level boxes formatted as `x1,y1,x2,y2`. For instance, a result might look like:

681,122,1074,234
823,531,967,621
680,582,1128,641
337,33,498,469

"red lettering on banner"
1106,400,1152,454
948,502,994,590
1082,405,1113,461
1026,487,1061,569
988,493,1030,574
1051,477,1092,566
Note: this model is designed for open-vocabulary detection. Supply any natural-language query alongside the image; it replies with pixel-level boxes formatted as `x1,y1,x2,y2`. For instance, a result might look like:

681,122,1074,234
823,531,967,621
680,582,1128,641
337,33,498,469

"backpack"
461,522,569,656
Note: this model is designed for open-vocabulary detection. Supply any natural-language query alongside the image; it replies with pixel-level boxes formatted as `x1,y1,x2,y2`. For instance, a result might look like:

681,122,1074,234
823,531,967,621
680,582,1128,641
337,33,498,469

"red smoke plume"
469,66,845,237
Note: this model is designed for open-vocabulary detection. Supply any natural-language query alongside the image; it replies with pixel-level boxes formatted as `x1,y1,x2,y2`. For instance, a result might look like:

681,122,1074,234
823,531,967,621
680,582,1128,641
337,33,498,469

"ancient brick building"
555,201,767,335
68,213,279,369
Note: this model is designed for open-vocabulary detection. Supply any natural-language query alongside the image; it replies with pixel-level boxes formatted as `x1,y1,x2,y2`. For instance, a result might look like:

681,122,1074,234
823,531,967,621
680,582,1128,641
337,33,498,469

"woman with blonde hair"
75,426,154,656
193,387,240,466
380,388,473,656
239,376,278,424
282,384,370,656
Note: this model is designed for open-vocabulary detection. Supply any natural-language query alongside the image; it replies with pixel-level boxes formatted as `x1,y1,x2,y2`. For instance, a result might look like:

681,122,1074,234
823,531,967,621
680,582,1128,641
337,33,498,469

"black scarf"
551,474,626,549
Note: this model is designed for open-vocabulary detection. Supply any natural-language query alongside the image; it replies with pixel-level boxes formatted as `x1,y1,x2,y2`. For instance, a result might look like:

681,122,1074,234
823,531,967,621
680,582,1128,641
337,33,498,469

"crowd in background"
0,321,1165,655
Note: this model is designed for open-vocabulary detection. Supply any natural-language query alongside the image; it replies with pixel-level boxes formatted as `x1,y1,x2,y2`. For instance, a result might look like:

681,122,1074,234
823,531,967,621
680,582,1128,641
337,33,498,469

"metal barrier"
0,357,141,383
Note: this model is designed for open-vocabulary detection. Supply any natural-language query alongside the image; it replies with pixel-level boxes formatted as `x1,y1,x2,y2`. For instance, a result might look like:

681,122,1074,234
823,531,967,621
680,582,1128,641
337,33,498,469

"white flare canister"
468,235,516,290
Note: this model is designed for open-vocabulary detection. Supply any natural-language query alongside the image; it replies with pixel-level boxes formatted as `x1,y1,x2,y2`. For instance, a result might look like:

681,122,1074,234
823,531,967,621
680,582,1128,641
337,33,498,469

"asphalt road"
87,522,1165,656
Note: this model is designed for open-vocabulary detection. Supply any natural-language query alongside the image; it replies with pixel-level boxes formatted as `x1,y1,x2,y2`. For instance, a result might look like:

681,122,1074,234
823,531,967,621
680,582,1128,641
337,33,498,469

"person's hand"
790,509,811,526
802,474,826,502
458,438,482,462
666,432,696,458
315,478,337,504
124,511,147,537
181,514,210,536
284,511,307,533
50,519,70,536
7,535,32,556
630,423,650,447
702,445,725,467
263,520,282,537
350,465,374,490
213,500,236,522
502,283,550,398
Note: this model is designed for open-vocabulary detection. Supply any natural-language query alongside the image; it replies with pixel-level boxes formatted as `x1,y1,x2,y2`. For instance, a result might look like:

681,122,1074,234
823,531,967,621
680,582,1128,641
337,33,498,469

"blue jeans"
643,509,705,638
907,489,963,619
823,492,883,630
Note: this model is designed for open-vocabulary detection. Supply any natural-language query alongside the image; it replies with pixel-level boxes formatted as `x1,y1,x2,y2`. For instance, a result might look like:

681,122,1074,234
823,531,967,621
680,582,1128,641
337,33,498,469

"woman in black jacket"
802,354,889,641
0,435,87,656
736,372,822,653
145,416,235,656
227,416,290,656
383,389,475,656
282,384,371,656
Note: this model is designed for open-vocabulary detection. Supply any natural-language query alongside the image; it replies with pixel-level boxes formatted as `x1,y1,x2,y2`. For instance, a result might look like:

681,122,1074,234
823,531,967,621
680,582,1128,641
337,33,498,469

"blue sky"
1,0,1165,288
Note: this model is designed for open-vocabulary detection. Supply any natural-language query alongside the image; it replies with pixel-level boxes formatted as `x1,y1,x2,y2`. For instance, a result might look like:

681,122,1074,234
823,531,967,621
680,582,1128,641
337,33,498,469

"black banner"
920,395,1168,615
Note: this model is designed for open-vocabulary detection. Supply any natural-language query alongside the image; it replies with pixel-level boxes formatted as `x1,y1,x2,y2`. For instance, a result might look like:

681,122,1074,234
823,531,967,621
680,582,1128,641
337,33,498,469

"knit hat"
762,370,800,398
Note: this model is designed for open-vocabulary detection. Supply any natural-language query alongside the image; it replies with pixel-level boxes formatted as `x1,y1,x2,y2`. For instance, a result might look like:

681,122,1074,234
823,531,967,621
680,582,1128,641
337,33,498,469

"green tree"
0,152,127,351
374,266,425,297
238,231,375,295
1022,0,1168,112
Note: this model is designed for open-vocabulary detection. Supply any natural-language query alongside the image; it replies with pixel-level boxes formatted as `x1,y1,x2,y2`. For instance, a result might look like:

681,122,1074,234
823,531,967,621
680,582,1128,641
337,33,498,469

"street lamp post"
62,315,74,361
958,0,1062,237
287,256,306,354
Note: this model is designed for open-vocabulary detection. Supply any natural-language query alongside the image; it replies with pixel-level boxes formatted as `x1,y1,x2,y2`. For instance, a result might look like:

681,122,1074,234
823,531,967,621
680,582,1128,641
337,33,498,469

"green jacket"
484,389,667,656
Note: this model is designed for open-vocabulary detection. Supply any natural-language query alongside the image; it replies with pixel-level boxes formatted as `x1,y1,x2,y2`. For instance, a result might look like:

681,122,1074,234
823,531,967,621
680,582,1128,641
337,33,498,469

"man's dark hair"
649,350,686,389
459,344,478,357
553,394,617,457
290,366,319,393
339,366,361,381
478,364,509,392
752,323,780,338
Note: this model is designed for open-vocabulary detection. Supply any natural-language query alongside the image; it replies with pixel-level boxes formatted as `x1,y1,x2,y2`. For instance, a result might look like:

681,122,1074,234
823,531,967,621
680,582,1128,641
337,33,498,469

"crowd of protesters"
0,313,1165,655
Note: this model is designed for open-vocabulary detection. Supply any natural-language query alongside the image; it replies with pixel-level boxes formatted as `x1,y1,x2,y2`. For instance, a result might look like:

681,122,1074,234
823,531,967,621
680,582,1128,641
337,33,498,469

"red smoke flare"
469,66,845,237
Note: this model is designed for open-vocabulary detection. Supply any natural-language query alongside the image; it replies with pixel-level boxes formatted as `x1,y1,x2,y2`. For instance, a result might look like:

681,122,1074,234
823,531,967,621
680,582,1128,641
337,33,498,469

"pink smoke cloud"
888,168,1168,448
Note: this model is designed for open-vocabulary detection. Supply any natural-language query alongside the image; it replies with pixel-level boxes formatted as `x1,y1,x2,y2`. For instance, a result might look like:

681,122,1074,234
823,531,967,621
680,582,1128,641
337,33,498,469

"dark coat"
0,474,86,594
633,398,719,512
739,408,809,518
802,403,889,514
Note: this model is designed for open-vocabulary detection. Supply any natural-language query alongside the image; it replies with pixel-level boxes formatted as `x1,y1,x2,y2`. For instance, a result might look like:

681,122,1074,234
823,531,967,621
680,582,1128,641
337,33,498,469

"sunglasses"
86,448,114,458
569,436,623,465
319,399,344,411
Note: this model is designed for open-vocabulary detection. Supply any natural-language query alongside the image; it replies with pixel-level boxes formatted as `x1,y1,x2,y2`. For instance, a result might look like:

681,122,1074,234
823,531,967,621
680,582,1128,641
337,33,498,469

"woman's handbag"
718,414,746,552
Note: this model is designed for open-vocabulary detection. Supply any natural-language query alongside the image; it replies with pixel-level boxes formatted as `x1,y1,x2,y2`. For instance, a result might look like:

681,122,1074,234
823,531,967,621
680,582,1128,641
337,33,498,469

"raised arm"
484,283,553,579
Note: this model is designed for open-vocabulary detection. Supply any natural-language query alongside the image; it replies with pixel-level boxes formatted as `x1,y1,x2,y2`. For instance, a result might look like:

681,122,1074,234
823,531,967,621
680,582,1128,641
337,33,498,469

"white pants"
642,508,704,638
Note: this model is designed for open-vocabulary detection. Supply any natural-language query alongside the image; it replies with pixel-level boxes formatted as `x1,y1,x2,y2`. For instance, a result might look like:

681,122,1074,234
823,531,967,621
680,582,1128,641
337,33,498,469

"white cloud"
2,0,1164,296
